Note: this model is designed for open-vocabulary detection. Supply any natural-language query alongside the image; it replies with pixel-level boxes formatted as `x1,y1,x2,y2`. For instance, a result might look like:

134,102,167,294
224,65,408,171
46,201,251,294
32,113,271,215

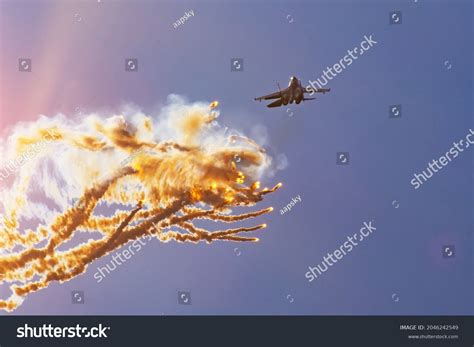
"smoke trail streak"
0,97,281,311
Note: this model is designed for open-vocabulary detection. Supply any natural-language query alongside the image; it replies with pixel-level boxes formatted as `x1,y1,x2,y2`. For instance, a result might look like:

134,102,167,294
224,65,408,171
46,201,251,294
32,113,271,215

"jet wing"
266,99,284,108
255,87,287,101
305,87,330,94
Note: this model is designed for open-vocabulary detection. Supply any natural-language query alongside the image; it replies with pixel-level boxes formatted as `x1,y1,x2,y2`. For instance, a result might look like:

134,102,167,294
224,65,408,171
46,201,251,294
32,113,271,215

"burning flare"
0,97,281,312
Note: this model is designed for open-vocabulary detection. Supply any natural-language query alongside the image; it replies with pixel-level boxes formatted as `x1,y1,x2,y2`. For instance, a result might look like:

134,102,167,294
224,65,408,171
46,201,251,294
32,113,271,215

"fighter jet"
254,76,330,108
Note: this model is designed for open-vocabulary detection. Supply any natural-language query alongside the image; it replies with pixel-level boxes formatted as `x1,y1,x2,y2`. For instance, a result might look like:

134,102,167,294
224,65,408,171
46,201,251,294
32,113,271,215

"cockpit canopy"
289,76,298,86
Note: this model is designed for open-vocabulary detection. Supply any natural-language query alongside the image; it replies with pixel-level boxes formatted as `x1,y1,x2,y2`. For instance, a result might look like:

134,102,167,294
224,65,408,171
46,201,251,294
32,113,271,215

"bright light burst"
0,97,281,311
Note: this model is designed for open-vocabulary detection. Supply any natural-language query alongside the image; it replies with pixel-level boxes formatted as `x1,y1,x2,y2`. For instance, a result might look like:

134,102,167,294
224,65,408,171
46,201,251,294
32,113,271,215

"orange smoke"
0,99,281,312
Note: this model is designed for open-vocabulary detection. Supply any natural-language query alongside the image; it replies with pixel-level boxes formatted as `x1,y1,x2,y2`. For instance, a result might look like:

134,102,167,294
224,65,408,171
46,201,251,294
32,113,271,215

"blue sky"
0,0,472,315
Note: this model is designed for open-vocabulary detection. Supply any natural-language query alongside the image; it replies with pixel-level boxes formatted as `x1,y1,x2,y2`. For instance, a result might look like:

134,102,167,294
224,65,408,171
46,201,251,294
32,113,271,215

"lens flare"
0,98,281,312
